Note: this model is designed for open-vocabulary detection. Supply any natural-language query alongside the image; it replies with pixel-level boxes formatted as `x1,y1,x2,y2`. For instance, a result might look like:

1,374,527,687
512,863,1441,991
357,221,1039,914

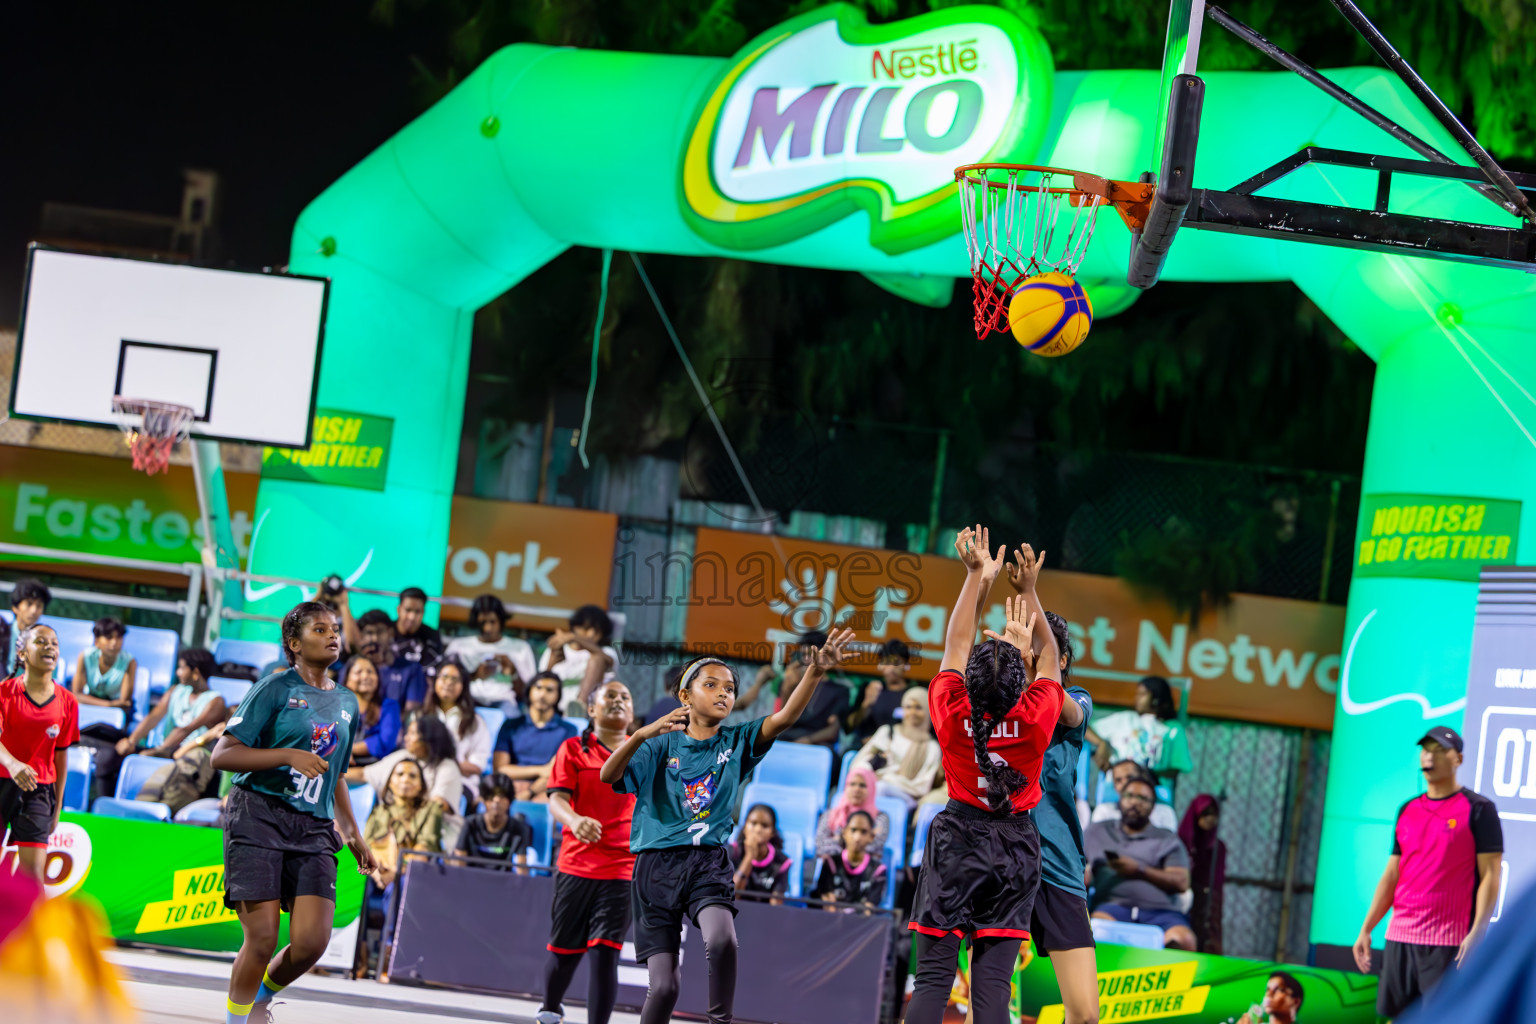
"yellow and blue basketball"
1007,272,1093,357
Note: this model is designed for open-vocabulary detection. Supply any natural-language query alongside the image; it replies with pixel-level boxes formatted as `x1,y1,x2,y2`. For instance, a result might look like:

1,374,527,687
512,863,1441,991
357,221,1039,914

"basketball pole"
188,439,243,646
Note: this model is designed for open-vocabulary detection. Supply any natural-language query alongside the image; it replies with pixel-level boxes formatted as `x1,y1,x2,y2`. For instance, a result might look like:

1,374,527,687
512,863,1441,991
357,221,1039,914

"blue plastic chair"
347,783,377,823
756,743,834,796
214,638,284,673
909,802,944,867
875,795,910,868
173,799,223,825
78,705,126,732
63,746,94,812
122,626,180,696
882,844,899,908
131,668,151,725
209,676,254,708
780,831,805,899
740,782,822,845
116,754,174,800
475,706,506,742
1094,771,1174,808
514,800,553,864
92,796,171,822
1089,918,1166,949
838,749,859,790
565,716,588,735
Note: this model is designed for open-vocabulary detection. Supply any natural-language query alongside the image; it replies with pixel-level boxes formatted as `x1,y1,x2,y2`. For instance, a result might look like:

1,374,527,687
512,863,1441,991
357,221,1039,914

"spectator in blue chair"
424,657,492,777
343,655,401,767
1084,774,1195,950
814,763,890,857
0,623,77,880
455,775,532,871
814,809,886,912
446,595,537,709
852,685,941,809
4,579,51,674
493,671,577,801
844,640,913,748
538,605,618,717
116,648,226,761
357,609,428,714
1091,758,1178,832
391,587,445,674
363,755,443,979
729,803,791,904
71,617,136,714
360,716,465,849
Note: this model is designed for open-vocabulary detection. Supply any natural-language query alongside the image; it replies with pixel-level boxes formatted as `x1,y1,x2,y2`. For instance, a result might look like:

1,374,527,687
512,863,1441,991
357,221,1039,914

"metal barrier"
0,541,202,645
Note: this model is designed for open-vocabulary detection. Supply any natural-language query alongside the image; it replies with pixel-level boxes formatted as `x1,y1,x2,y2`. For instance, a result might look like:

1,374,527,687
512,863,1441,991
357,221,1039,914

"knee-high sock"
697,905,739,1024
639,952,682,1024
541,950,584,1014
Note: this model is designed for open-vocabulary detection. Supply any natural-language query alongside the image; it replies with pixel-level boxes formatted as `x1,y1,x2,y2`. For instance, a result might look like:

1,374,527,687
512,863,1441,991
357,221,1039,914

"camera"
320,574,345,597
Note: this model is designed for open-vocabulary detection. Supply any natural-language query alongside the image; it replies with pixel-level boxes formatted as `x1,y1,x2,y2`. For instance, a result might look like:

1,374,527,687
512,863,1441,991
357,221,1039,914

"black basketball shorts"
0,777,57,847
222,786,340,912
549,871,633,954
1031,882,1095,953
909,800,1041,942
631,845,736,961
1377,939,1458,1019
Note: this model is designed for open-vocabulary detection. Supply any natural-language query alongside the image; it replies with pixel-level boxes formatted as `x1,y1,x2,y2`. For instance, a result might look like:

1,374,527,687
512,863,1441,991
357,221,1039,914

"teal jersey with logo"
226,668,359,820
1036,685,1093,896
618,717,774,853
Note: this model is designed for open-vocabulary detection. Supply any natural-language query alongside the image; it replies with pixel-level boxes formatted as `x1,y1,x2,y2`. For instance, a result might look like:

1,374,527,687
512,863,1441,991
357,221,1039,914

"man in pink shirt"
1353,726,1503,1020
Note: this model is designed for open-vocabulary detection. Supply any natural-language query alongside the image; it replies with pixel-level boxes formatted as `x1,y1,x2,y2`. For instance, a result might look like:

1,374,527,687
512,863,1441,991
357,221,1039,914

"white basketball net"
112,397,194,476
959,168,1105,286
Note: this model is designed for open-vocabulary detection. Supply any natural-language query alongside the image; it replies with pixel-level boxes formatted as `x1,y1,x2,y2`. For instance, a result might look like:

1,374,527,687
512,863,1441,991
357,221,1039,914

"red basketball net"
957,164,1134,340
113,397,193,477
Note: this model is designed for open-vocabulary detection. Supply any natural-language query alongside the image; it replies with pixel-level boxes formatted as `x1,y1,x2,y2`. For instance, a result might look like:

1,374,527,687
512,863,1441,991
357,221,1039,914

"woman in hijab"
1179,794,1226,954
852,685,942,807
813,764,891,858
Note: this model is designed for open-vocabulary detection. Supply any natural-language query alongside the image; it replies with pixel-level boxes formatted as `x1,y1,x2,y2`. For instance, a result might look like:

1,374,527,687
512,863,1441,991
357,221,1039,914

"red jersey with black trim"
929,669,1064,815
548,734,636,880
0,677,79,784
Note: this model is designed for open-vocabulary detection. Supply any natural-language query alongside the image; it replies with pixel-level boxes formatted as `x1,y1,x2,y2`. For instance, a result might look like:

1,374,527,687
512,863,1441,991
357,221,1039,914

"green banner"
261,409,394,491
1014,943,1378,1023
1354,493,1520,581
34,814,362,952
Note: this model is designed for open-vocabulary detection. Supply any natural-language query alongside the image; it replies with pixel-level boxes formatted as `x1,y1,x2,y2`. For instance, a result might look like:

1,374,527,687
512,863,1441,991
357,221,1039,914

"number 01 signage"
1461,566,1536,929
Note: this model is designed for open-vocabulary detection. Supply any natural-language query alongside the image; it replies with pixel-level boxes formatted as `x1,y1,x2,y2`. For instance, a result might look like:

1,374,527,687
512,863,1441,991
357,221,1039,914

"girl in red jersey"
539,678,637,1024
904,528,1064,1024
0,623,78,881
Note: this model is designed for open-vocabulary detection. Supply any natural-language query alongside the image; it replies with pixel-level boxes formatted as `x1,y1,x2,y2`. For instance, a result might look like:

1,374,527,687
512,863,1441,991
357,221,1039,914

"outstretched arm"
941,525,1005,675
1002,545,1061,694
763,629,855,741
599,707,689,785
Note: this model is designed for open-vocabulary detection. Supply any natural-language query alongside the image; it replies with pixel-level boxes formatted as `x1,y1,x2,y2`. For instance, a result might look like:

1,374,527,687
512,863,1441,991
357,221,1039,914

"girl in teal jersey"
211,602,377,1024
601,628,855,1024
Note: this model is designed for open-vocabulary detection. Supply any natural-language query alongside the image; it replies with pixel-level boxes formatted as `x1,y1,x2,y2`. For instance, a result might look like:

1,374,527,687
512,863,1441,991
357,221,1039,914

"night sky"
0,1,419,325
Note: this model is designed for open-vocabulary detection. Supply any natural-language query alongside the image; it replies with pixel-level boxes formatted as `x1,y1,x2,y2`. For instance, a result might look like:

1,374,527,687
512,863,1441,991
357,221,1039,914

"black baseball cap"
1416,726,1463,753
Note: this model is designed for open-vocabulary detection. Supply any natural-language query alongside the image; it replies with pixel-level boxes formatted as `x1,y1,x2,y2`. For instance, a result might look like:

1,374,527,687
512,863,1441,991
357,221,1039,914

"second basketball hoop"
955,164,1152,346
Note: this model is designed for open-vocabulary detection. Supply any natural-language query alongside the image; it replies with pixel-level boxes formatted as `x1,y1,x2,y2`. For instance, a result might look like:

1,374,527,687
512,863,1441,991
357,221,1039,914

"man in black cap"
1353,726,1504,1020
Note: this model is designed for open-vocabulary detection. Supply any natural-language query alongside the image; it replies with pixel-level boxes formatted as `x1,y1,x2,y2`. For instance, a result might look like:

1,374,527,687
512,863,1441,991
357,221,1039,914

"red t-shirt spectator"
929,668,1064,814
1387,788,1503,946
0,677,79,785
548,735,636,880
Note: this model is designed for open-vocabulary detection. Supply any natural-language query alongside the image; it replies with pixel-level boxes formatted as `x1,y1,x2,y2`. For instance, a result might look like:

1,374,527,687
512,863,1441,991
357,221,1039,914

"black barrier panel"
389,860,891,1024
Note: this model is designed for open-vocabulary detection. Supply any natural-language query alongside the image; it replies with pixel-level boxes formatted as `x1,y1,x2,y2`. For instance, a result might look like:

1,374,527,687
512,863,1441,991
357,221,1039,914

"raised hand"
982,594,1037,668
1004,544,1047,594
639,706,690,739
813,628,857,671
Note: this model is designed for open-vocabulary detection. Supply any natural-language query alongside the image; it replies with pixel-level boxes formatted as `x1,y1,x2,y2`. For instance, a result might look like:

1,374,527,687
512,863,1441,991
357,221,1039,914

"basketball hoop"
112,397,194,476
955,164,1153,339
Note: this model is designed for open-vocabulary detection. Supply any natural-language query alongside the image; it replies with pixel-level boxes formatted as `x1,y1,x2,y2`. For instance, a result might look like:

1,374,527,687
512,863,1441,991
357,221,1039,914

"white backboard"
9,247,328,448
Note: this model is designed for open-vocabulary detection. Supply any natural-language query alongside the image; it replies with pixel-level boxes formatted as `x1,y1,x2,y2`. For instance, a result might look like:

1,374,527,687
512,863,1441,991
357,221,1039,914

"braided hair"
964,638,1031,812
282,601,336,665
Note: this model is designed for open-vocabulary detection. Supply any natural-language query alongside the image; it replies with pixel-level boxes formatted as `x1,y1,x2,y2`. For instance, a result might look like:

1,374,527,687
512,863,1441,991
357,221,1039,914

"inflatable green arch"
250,4,1536,948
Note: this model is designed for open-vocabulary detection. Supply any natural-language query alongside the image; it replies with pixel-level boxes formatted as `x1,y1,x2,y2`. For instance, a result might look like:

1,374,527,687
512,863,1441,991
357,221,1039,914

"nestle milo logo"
681,4,1054,254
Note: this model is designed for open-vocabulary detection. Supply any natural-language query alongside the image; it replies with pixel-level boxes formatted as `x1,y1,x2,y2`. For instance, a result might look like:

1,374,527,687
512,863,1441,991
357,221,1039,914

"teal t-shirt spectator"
78,645,133,701
150,683,222,748
616,717,773,852
1036,685,1093,897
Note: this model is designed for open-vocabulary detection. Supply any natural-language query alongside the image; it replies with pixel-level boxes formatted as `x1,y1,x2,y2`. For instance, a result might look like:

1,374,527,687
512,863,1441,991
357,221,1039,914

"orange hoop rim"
954,163,1154,231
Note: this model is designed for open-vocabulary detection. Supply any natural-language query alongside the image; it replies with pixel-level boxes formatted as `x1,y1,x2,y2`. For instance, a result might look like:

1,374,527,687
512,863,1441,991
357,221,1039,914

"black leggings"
639,904,737,1024
541,944,620,1024
904,932,1021,1024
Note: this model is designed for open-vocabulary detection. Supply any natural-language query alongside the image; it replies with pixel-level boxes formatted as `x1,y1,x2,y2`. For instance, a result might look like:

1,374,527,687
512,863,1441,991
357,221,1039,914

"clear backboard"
9,246,329,449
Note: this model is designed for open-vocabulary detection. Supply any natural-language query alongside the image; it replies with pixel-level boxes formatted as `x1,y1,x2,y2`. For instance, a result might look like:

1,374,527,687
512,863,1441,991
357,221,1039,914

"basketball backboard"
9,246,329,449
